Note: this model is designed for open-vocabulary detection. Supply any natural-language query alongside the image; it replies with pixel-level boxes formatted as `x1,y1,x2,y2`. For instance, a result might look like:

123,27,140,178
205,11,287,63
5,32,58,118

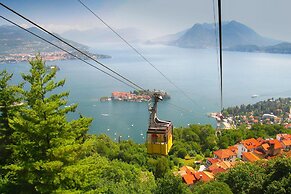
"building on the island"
213,149,236,162
237,138,261,158
242,152,260,162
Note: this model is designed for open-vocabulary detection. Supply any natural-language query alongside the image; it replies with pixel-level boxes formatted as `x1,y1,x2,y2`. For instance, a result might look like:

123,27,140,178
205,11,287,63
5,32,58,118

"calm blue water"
2,43,291,143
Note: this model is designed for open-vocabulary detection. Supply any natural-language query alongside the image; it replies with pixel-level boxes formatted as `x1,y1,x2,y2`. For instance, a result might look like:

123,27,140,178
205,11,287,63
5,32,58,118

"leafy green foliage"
57,154,156,193
217,157,291,194
155,173,191,194
192,181,233,194
170,125,217,159
217,162,266,194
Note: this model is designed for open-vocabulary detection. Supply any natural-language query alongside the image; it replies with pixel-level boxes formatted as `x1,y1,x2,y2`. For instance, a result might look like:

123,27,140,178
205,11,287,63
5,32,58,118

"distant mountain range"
0,25,88,55
149,20,291,54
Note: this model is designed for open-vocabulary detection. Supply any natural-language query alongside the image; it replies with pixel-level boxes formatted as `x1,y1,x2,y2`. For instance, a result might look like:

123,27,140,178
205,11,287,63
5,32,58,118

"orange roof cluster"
242,152,260,162
213,149,236,159
208,160,238,175
177,166,214,185
241,138,261,150
111,91,151,101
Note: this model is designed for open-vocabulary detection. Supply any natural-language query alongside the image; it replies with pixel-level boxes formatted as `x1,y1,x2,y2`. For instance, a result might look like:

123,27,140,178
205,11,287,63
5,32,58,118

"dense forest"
0,56,290,193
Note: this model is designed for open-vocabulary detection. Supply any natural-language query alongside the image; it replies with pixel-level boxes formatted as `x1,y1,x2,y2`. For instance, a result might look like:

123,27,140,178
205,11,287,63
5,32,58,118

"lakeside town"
0,51,110,64
209,98,291,130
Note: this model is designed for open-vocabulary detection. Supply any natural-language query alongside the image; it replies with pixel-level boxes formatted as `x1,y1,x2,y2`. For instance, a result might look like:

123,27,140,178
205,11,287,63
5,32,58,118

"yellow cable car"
146,93,173,155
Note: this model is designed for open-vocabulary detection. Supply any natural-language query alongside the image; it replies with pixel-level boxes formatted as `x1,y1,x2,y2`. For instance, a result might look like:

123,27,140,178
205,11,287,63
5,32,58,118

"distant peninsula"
149,20,291,55
226,42,291,54
0,25,110,63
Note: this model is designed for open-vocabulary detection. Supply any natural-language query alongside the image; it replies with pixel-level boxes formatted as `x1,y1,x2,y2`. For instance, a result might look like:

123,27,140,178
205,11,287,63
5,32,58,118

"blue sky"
1,0,291,41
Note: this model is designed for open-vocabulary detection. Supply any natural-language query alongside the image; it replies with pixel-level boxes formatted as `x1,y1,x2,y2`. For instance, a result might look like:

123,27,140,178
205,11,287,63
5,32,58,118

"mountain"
147,29,188,45
61,27,147,46
151,20,280,49
0,25,88,55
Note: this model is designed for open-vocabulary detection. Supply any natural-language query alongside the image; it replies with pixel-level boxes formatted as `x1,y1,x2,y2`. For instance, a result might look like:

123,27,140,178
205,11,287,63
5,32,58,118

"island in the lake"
100,90,170,102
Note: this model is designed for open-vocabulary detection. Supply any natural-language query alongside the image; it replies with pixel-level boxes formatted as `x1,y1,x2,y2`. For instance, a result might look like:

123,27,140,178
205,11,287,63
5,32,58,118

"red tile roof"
228,145,238,154
180,166,195,175
206,158,221,165
262,143,270,151
282,139,291,147
242,152,260,162
241,138,261,150
268,139,283,150
213,149,236,159
193,171,214,182
211,166,227,175
182,173,196,185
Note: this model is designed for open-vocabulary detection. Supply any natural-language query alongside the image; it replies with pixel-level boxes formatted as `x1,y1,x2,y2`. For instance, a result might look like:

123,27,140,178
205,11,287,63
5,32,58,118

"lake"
2,43,291,143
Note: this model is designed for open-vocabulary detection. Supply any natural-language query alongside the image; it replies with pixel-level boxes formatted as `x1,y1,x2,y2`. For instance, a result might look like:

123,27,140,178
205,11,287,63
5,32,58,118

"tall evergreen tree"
6,55,92,193
0,70,22,165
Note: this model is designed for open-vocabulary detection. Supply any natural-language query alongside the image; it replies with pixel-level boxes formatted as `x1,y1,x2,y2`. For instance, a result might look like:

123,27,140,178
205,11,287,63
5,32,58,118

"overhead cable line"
78,0,199,107
0,2,145,91
218,0,223,112
0,15,140,90
212,0,222,110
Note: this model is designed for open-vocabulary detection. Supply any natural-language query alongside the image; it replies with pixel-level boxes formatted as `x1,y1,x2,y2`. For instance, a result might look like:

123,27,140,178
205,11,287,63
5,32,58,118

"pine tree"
6,55,92,193
0,70,22,165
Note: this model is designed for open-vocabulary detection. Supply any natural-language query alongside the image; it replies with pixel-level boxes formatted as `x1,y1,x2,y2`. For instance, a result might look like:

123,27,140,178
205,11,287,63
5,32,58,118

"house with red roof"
208,161,232,175
205,158,221,167
281,140,291,151
237,138,261,158
182,173,196,185
268,139,283,156
213,149,237,162
193,171,214,182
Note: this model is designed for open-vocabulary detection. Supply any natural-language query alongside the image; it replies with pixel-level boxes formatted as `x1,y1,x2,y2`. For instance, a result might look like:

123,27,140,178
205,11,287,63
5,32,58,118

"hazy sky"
1,0,291,41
